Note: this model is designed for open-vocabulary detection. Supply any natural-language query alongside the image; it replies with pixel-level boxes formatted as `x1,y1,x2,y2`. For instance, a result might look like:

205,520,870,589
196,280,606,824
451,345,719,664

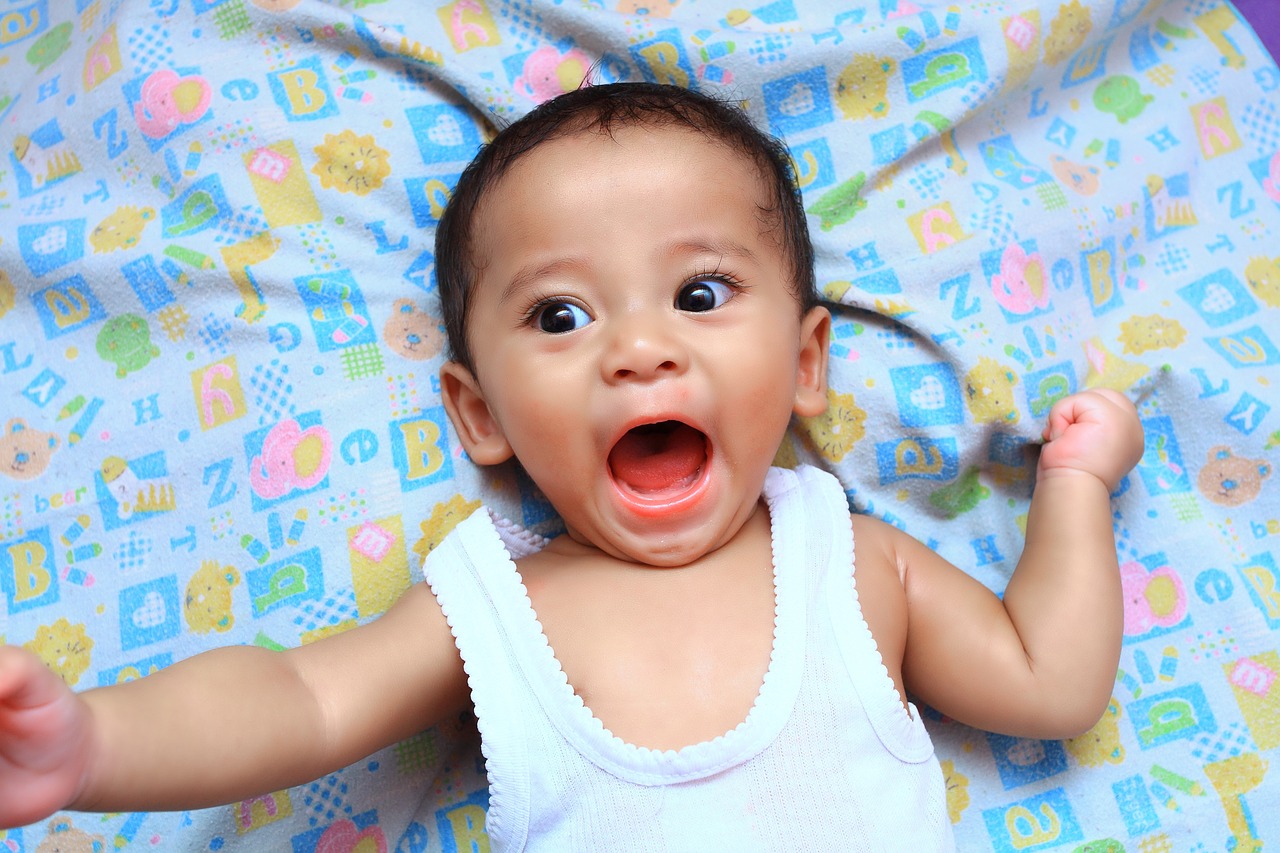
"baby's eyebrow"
666,237,759,264
496,238,760,304
498,257,591,304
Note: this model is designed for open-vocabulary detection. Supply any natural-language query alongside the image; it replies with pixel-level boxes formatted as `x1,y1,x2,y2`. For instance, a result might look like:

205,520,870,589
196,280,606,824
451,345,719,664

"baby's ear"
793,306,831,418
439,361,514,465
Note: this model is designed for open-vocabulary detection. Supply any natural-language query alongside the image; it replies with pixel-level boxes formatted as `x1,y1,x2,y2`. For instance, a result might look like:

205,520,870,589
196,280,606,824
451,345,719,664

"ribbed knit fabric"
425,465,954,851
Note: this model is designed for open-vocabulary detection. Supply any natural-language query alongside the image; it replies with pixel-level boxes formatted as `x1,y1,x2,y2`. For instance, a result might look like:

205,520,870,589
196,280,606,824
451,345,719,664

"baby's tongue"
608,422,706,493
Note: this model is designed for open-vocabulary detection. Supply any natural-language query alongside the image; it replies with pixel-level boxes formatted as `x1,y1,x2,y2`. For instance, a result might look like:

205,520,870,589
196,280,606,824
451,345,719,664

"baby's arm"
0,582,466,828
860,389,1143,739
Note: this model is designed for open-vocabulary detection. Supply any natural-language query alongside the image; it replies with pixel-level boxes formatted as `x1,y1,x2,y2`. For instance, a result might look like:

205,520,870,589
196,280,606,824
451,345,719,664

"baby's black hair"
435,82,818,372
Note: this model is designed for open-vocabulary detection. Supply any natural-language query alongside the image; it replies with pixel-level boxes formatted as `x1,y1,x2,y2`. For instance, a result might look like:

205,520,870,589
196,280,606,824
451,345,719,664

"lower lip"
609,456,713,519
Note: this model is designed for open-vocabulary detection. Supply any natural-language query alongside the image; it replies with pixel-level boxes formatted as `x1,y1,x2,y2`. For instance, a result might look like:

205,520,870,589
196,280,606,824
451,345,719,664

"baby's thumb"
0,647,61,708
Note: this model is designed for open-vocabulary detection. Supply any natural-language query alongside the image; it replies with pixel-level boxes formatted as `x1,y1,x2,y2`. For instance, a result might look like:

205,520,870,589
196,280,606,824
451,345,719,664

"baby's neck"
535,498,772,573
514,501,779,750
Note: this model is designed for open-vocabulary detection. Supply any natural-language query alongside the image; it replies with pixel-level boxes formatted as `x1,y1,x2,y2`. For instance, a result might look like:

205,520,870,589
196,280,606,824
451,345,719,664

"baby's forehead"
516,122,761,181
472,123,774,229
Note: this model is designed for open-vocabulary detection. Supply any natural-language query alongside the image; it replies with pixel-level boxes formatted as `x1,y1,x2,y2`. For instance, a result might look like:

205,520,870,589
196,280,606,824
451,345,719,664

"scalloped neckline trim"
474,467,806,786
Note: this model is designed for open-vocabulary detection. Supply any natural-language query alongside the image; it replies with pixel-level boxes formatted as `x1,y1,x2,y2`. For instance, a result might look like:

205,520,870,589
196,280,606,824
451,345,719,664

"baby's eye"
676,278,735,312
533,301,592,334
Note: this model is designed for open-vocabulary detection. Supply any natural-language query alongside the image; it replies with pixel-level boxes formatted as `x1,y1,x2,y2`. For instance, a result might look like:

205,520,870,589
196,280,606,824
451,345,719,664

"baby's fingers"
1042,395,1083,443
0,647,63,712
1042,389,1133,439
0,647,91,829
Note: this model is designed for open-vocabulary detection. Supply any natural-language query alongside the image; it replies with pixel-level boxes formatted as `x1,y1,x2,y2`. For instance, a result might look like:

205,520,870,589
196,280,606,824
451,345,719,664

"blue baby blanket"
2,0,1279,850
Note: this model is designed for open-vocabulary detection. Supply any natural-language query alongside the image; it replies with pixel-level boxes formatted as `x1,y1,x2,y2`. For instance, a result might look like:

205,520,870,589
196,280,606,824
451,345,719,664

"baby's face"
447,125,828,566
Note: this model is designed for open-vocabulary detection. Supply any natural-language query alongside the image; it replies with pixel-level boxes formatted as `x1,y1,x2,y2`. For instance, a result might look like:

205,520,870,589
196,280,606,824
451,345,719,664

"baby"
0,83,1143,850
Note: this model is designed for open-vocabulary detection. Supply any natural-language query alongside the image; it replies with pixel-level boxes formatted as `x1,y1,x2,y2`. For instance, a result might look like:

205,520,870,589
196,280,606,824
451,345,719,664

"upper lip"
606,412,708,455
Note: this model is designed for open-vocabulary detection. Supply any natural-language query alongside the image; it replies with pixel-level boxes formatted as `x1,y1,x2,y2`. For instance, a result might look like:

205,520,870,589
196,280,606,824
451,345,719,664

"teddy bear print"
0,417,59,481
383,298,443,360
89,204,156,253
835,54,895,121
1197,446,1272,507
185,559,242,634
1050,154,1100,196
964,357,1020,424
1244,255,1280,308
35,817,106,853
1065,699,1124,767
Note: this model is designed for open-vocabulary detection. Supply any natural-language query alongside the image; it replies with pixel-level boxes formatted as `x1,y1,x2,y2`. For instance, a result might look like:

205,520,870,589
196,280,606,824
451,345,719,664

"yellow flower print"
1118,313,1186,355
772,434,799,469
414,493,483,561
24,617,94,686
941,758,970,824
797,388,867,463
312,130,391,195
0,268,15,318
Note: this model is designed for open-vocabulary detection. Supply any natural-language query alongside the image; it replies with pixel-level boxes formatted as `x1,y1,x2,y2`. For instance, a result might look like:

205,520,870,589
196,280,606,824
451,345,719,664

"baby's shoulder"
846,513,910,682
848,513,908,622
850,512,907,582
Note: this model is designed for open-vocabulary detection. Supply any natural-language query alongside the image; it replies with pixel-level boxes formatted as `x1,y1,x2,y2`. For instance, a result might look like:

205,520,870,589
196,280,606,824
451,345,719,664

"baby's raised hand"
1038,389,1144,492
0,646,93,829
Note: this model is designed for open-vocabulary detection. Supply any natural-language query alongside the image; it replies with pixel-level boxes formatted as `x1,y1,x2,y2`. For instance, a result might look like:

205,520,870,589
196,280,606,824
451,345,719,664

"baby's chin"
562,499,764,571
564,528,725,569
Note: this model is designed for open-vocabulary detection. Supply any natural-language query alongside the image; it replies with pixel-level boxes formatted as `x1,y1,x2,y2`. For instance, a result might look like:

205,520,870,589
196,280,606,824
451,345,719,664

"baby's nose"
602,315,687,383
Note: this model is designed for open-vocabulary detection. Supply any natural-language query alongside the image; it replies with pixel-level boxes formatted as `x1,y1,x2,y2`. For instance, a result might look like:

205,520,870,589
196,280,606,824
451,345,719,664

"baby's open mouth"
607,421,708,496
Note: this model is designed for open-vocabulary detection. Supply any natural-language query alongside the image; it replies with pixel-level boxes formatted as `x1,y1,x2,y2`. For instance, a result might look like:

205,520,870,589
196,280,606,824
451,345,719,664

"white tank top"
425,465,954,851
